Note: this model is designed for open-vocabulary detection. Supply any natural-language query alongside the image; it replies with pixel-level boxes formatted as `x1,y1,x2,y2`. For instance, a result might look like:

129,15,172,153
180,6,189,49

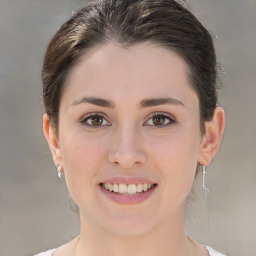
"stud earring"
202,165,209,198
57,166,62,179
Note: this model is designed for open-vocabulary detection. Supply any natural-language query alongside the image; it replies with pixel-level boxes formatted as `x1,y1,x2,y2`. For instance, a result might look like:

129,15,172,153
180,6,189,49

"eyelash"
80,113,111,128
80,112,176,128
144,112,176,127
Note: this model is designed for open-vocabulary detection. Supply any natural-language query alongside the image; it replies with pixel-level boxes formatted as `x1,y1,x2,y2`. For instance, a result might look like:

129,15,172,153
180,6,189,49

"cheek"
150,128,199,164
59,132,106,197
148,128,200,193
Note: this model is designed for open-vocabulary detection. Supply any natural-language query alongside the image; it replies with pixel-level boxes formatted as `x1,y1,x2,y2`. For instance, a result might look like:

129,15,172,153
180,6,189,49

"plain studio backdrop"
0,1,255,256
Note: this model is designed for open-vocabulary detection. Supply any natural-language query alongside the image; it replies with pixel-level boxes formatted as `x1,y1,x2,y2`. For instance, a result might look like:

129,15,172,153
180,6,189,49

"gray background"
0,1,255,256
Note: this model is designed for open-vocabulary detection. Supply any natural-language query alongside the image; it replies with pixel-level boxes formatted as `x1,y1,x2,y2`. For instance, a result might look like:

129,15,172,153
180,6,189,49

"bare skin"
44,42,225,256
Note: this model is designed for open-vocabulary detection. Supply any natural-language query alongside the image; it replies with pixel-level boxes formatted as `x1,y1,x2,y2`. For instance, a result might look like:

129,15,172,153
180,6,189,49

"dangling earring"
202,165,209,198
57,166,62,179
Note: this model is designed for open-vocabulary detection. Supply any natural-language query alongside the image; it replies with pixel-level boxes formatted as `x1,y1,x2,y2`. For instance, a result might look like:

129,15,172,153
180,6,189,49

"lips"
99,177,157,204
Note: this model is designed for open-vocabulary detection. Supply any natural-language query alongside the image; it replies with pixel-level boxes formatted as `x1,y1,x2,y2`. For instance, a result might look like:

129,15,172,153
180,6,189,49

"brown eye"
152,115,165,125
145,113,175,127
90,115,103,125
81,114,110,127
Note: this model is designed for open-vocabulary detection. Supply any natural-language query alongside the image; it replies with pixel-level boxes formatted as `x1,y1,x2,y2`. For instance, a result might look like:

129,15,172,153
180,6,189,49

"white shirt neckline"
35,246,226,256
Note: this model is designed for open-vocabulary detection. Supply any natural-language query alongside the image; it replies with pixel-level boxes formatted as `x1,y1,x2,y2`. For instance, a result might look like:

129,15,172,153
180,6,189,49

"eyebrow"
72,97,115,108
72,97,185,108
139,98,185,108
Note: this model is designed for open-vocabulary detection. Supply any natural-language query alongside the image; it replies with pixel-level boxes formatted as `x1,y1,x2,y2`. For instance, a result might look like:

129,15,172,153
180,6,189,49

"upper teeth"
103,183,154,194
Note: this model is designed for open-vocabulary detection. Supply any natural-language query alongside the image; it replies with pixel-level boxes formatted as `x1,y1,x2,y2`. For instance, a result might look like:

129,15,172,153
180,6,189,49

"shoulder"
206,246,227,256
35,237,79,256
34,249,56,256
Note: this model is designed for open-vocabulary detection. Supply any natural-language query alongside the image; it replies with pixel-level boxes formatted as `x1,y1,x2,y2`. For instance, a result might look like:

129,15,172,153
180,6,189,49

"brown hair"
42,0,218,133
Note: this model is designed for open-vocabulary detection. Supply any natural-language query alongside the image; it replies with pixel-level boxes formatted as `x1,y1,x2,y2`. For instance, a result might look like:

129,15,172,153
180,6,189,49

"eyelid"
80,112,111,127
79,111,176,128
144,112,176,127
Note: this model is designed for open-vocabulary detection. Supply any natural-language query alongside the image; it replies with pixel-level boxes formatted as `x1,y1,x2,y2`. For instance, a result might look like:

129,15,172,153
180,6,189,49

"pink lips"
99,177,157,205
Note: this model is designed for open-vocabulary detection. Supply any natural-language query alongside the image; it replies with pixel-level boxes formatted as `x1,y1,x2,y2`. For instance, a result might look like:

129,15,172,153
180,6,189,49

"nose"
108,125,146,169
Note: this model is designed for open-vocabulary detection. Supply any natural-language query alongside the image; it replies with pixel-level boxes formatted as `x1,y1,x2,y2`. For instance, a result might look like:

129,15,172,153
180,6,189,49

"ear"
198,107,225,166
43,113,63,170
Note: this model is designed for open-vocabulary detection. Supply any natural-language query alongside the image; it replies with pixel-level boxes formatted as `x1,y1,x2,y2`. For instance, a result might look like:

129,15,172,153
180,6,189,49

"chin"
98,212,157,237
104,222,153,237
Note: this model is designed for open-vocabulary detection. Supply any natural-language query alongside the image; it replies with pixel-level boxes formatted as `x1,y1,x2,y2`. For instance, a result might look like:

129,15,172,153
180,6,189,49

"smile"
99,181,158,204
100,183,156,195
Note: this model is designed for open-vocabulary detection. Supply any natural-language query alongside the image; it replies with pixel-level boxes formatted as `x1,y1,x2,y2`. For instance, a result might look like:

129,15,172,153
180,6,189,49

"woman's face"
46,43,211,236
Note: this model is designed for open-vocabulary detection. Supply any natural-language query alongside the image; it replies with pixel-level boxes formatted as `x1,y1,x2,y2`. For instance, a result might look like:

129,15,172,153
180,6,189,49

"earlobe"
198,107,225,166
43,113,62,166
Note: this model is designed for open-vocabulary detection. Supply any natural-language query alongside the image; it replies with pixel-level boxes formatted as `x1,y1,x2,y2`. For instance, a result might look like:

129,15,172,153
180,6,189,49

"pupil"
92,116,102,125
153,116,164,125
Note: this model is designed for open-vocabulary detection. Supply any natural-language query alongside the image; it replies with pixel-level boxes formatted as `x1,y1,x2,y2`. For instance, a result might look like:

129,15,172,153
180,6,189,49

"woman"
37,0,225,255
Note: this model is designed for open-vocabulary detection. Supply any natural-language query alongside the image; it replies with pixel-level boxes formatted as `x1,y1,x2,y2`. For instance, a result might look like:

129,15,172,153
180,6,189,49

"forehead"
63,42,198,107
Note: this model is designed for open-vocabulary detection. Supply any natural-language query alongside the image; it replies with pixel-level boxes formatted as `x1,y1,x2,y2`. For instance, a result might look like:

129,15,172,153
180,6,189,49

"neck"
74,207,202,256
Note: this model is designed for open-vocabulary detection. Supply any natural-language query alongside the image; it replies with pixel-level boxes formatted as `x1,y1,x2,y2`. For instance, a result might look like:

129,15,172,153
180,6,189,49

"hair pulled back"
42,0,218,133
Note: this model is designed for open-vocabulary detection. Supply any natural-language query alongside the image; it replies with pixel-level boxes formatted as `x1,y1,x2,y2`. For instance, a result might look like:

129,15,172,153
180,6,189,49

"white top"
35,246,226,256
